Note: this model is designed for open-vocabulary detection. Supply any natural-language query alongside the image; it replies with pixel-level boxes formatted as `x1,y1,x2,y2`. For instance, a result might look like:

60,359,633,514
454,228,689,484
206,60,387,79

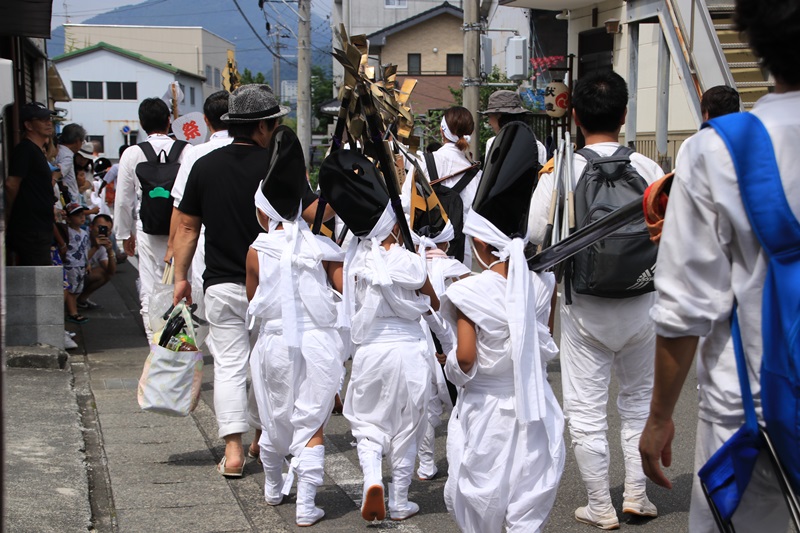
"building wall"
55,49,203,157
381,13,463,74
567,1,696,137
63,25,233,100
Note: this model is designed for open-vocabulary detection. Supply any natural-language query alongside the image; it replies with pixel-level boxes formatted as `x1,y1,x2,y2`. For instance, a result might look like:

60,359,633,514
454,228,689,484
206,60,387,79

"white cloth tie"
441,116,471,145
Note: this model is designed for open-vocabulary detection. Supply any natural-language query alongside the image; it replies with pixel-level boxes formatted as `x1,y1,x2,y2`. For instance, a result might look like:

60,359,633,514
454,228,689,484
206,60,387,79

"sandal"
66,314,89,324
216,456,244,478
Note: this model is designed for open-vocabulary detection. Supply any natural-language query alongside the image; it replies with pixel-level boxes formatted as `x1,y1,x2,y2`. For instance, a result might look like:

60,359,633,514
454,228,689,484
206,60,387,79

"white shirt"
56,144,80,204
171,130,232,207
527,142,665,348
651,91,800,424
114,134,187,241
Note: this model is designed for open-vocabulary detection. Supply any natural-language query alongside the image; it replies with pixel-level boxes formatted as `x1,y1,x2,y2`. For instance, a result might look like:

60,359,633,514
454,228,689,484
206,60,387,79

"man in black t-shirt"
5,102,57,265
173,84,293,478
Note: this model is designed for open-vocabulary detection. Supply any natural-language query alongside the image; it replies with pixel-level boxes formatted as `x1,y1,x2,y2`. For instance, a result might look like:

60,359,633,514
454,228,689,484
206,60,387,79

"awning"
319,98,342,116
0,0,53,39
47,62,71,102
499,0,597,10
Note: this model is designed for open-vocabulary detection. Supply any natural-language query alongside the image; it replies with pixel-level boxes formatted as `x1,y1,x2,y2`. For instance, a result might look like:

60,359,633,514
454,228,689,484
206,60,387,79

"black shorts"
7,229,53,266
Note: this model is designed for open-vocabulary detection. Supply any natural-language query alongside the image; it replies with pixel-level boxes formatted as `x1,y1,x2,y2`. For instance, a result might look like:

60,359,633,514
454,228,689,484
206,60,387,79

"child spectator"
64,203,90,324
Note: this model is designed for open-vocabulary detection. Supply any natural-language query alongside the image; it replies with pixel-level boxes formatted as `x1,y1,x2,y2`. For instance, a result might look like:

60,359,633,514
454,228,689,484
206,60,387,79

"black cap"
409,171,448,238
319,150,390,237
20,102,56,123
94,157,112,174
472,121,538,237
261,125,308,220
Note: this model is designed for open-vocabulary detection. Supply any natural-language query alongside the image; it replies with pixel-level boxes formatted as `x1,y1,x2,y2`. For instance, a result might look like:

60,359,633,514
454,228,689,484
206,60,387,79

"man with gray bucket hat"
481,90,547,165
172,84,291,478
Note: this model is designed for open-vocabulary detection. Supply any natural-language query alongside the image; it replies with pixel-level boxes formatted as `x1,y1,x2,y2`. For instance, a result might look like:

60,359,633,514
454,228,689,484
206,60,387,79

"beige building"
63,24,235,100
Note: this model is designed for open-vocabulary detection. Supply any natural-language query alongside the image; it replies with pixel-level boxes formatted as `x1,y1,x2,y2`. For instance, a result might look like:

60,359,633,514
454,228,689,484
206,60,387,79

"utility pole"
297,0,312,167
272,33,282,100
463,0,480,158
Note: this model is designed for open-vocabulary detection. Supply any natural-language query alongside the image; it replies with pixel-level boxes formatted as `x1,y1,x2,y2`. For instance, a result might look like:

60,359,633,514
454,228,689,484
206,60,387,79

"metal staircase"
706,1,773,108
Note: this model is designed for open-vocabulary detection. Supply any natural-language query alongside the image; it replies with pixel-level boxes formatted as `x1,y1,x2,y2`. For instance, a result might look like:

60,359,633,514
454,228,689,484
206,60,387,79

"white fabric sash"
463,209,546,423
441,116,471,145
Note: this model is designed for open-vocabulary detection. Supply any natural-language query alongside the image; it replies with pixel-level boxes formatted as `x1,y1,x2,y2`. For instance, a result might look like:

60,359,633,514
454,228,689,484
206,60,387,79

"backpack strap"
166,140,189,163
423,152,439,182
450,165,480,194
706,113,800,256
138,141,159,164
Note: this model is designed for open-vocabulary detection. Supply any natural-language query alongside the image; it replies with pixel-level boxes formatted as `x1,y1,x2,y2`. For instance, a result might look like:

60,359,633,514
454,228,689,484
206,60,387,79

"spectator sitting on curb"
78,214,117,310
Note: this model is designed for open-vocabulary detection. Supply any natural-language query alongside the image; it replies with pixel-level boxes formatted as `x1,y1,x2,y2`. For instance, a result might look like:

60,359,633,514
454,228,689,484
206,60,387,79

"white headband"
441,116,471,145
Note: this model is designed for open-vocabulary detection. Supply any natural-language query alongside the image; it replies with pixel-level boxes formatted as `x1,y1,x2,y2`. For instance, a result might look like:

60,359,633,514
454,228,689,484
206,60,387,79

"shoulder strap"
450,165,479,194
423,152,439,182
706,113,800,255
167,140,189,162
138,141,158,164
575,146,601,163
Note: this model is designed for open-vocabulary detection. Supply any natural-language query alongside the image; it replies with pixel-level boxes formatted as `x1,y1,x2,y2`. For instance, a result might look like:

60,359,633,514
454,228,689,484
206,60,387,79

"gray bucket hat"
480,90,532,115
221,84,290,123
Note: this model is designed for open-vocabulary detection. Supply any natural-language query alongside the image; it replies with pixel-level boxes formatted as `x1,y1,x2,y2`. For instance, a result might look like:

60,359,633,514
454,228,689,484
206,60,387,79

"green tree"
240,68,267,86
311,66,334,135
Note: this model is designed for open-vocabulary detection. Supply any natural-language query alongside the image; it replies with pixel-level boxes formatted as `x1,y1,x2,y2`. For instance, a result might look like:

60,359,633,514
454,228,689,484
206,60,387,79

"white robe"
342,242,432,467
248,231,345,459
440,270,565,533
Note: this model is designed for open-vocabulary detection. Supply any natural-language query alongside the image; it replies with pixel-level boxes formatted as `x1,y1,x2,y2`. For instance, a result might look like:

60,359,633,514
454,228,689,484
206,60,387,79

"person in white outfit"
319,149,442,523
421,106,482,269
167,90,232,290
640,1,800,530
527,70,665,530
246,127,345,526
405,174,471,480
115,98,188,341
442,121,565,533
481,90,547,165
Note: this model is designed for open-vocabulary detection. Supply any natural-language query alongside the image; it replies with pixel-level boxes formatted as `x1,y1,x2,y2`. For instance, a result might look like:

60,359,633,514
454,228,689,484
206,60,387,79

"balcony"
499,0,599,10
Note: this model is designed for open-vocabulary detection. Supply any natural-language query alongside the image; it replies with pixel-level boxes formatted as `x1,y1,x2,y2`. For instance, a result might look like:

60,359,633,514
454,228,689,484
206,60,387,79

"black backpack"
423,152,480,263
570,146,657,298
135,140,188,236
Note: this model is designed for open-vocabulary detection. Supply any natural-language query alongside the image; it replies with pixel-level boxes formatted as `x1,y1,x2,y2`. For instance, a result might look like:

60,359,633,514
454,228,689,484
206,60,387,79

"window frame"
385,0,407,8
407,53,421,75
446,54,464,76
72,80,104,100
105,81,137,101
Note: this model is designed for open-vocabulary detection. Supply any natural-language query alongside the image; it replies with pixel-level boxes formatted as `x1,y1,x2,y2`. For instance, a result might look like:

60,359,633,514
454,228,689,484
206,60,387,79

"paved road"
74,261,698,532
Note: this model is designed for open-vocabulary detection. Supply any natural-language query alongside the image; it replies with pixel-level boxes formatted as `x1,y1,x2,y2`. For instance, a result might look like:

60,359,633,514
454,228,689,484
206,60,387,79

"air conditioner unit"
480,35,493,77
505,36,528,81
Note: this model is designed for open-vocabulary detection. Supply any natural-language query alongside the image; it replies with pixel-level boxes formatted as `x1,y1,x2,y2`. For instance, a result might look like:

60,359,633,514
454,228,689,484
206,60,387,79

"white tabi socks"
295,445,325,527
573,438,620,530
620,422,658,517
261,449,285,506
358,440,385,521
416,422,438,480
389,441,420,521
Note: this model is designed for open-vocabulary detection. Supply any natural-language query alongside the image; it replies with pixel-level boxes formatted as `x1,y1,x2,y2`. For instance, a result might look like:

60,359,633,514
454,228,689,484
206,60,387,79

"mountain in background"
48,0,333,82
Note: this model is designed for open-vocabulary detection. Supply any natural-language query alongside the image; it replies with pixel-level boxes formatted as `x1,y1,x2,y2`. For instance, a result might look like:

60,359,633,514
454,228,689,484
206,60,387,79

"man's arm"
639,334,699,489
113,150,137,254
172,210,201,305
5,175,22,223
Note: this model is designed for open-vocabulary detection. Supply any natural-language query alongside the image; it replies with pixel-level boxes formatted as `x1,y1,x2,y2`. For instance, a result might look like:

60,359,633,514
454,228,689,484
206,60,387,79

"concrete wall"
381,13,463,74
567,1,696,136
6,267,65,349
55,49,204,157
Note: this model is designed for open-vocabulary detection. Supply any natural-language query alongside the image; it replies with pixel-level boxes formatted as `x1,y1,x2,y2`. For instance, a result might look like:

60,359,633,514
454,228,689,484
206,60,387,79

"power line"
232,0,297,68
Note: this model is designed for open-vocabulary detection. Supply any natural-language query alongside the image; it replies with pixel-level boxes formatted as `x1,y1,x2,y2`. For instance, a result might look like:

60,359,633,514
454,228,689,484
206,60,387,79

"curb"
5,343,69,369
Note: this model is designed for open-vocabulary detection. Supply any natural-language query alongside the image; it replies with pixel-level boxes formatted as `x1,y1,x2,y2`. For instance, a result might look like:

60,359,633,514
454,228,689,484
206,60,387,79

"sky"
51,0,333,28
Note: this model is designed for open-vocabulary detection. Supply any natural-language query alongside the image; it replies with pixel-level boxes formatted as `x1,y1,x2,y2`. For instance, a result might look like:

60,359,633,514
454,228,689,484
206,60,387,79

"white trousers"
191,231,206,294
250,326,343,458
559,307,655,499
344,328,430,476
136,229,168,342
691,418,791,533
204,283,257,438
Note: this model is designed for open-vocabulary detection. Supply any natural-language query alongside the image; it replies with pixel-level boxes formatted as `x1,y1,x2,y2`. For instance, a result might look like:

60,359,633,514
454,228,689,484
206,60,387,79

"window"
190,87,196,106
106,82,137,100
447,54,464,76
214,68,221,88
205,65,212,86
72,81,103,99
407,53,421,75
385,0,407,6
86,135,104,154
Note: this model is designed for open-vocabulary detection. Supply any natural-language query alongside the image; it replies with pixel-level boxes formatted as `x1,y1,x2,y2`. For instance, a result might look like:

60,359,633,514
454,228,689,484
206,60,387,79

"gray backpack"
569,146,657,299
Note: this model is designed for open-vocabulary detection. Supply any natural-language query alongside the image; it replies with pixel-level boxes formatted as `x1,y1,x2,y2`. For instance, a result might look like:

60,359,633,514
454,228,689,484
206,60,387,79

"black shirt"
180,142,317,291
8,138,55,233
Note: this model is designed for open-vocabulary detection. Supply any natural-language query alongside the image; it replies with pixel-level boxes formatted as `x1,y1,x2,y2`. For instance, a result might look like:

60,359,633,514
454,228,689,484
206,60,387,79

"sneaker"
77,299,102,310
575,505,620,530
623,495,658,517
64,331,78,350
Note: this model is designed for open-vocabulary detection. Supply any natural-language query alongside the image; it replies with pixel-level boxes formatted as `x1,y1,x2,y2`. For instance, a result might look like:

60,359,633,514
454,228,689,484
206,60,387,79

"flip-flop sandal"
247,446,262,464
66,314,89,324
216,456,244,478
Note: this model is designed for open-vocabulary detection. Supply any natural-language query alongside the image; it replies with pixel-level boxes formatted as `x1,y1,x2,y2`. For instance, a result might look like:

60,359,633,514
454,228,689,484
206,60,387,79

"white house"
53,42,205,158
